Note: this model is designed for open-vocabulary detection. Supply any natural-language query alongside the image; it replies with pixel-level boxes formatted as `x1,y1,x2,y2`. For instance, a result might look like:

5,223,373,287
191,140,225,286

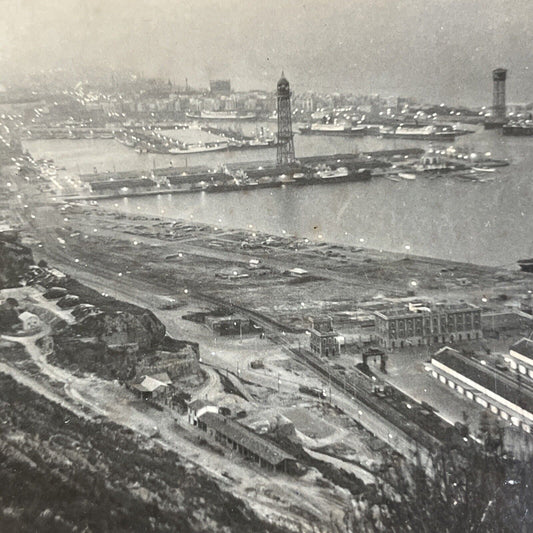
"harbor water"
24,124,533,267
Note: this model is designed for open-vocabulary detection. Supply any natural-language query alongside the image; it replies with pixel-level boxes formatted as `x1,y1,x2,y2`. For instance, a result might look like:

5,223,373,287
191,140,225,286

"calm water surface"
24,124,533,266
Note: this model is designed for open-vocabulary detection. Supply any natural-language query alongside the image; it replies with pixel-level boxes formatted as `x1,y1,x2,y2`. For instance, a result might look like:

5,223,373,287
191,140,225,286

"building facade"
374,303,482,350
198,412,296,472
309,316,341,357
507,338,533,380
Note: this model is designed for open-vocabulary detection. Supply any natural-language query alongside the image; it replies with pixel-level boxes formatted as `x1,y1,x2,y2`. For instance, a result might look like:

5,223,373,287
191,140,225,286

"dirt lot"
29,204,533,334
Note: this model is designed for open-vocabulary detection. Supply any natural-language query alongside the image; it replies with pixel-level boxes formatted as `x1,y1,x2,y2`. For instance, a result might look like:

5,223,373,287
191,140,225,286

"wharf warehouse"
428,347,533,433
197,411,296,473
374,302,482,350
89,177,156,194
507,337,533,380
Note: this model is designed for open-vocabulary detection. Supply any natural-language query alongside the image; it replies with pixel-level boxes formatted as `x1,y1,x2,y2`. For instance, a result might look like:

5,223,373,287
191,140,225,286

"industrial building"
428,347,533,433
187,399,218,426
129,372,172,401
374,302,482,350
89,177,156,194
507,338,533,380
308,316,342,357
204,315,261,337
197,411,296,472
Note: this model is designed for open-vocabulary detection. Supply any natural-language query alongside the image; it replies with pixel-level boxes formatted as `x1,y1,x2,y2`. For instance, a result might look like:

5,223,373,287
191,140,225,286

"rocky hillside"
0,373,287,533
0,236,33,289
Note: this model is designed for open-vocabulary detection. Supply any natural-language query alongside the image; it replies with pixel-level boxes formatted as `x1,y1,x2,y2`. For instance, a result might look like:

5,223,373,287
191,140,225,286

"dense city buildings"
374,302,482,350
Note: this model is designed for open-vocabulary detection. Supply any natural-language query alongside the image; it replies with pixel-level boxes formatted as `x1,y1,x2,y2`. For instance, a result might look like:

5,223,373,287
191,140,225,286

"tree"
344,446,533,532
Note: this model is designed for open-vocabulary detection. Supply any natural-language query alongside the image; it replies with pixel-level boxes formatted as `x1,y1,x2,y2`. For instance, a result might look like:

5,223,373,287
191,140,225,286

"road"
16,191,465,465
23,207,442,463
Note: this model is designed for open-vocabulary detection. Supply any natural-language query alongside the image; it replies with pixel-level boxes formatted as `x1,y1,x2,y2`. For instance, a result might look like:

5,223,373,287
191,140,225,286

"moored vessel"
518,258,533,273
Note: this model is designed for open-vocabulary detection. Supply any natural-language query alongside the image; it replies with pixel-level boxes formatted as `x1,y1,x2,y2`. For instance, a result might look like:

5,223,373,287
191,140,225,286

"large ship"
299,123,366,136
381,125,456,141
518,258,533,273
186,110,257,120
503,121,533,136
168,141,228,154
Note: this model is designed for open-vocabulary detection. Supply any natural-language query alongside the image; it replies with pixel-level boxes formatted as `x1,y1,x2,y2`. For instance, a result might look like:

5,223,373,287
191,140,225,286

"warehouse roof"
90,178,156,191
433,348,533,415
199,412,295,466
510,338,533,360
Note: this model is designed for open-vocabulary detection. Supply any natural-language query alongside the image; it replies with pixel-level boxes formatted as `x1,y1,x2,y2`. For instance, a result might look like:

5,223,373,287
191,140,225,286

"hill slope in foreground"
0,372,285,533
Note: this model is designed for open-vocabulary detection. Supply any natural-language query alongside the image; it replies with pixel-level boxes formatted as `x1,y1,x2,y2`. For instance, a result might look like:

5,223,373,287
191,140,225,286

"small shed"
187,399,218,426
18,311,41,331
130,374,170,401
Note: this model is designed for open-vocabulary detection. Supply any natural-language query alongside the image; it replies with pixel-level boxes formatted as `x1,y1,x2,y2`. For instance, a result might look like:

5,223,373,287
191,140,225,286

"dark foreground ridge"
0,372,286,533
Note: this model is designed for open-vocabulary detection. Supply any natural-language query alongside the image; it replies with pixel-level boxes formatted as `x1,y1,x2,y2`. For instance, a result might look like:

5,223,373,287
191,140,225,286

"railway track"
28,213,464,459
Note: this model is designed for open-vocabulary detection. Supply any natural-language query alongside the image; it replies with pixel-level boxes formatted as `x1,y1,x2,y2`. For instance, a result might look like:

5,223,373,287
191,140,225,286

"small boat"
398,173,416,180
472,167,496,172
385,176,400,182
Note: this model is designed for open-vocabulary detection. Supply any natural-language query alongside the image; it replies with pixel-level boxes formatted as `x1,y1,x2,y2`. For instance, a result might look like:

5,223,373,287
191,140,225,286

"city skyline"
1,0,532,106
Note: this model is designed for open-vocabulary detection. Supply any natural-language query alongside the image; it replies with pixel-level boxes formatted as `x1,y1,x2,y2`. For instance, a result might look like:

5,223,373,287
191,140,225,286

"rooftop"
188,399,214,411
511,338,533,360
376,302,478,319
90,178,156,191
432,348,533,415
199,412,295,466
131,374,169,393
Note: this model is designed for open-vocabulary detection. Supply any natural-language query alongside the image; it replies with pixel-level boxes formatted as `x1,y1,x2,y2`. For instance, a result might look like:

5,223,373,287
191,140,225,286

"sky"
0,0,532,105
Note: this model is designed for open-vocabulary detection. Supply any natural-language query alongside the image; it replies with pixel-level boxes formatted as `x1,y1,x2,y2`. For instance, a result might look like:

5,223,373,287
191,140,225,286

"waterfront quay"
71,149,424,199
22,198,533,460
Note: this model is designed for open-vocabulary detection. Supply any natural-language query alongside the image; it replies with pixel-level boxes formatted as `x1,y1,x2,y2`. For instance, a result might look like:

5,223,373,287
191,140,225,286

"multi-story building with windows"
374,302,482,350
308,316,341,357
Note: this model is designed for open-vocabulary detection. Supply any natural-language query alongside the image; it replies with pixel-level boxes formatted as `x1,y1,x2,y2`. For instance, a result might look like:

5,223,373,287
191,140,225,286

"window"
476,397,488,408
